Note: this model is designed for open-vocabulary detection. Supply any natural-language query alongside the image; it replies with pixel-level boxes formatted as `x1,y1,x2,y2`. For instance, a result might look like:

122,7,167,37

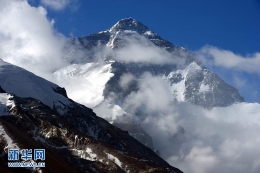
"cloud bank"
197,45,260,75
112,35,182,65
114,72,260,173
0,0,67,80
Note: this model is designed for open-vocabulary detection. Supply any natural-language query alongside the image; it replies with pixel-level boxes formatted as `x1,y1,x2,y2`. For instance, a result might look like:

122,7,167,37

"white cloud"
119,73,135,90
40,0,76,11
0,0,66,80
169,146,219,173
233,75,246,88
104,71,260,173
122,72,174,115
112,34,186,66
196,45,260,75
142,96,260,173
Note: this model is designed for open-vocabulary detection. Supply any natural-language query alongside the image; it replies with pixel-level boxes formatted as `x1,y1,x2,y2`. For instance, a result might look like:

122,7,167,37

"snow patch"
144,30,155,36
106,153,123,168
0,93,16,115
167,71,186,102
72,148,97,161
86,148,97,160
0,93,9,115
199,83,210,93
93,101,127,123
123,30,137,34
107,31,120,48
186,61,202,74
0,125,19,150
166,62,202,102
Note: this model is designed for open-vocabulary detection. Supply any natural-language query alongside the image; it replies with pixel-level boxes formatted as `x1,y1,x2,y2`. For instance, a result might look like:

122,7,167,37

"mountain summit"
67,18,244,108
109,18,150,33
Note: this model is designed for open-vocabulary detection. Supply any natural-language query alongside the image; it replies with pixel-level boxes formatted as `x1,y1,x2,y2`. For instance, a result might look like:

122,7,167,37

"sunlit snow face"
54,62,114,108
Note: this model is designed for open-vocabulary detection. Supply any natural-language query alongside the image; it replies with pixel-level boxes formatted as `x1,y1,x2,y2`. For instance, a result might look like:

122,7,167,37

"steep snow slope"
166,62,243,108
54,62,114,107
0,59,70,109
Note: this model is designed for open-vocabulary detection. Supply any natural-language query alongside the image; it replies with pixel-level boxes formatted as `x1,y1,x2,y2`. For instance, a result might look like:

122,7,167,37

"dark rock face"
52,87,68,98
113,122,154,150
0,94,183,173
0,86,6,93
167,65,244,108
184,68,244,108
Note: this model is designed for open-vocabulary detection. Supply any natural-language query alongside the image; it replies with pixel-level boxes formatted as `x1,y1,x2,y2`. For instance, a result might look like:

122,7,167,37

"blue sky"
29,0,260,103
30,0,260,53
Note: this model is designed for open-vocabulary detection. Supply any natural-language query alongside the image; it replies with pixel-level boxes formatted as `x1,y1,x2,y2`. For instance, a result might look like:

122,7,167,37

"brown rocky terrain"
0,93,183,173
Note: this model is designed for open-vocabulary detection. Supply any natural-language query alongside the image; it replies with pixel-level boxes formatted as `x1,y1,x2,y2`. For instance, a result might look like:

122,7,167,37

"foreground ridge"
0,59,183,172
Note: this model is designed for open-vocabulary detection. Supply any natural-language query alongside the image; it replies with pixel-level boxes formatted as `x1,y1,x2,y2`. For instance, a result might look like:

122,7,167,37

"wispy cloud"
233,75,247,88
40,0,77,11
112,35,176,65
196,45,260,75
104,33,187,67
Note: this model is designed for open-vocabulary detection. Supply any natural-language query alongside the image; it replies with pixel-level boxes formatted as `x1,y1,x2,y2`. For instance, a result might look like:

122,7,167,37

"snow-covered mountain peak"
109,17,149,34
186,61,202,72
166,61,244,108
104,18,161,49
70,18,176,57
68,19,244,109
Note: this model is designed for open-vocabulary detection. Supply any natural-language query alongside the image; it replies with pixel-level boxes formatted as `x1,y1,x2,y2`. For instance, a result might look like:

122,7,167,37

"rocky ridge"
0,59,183,172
